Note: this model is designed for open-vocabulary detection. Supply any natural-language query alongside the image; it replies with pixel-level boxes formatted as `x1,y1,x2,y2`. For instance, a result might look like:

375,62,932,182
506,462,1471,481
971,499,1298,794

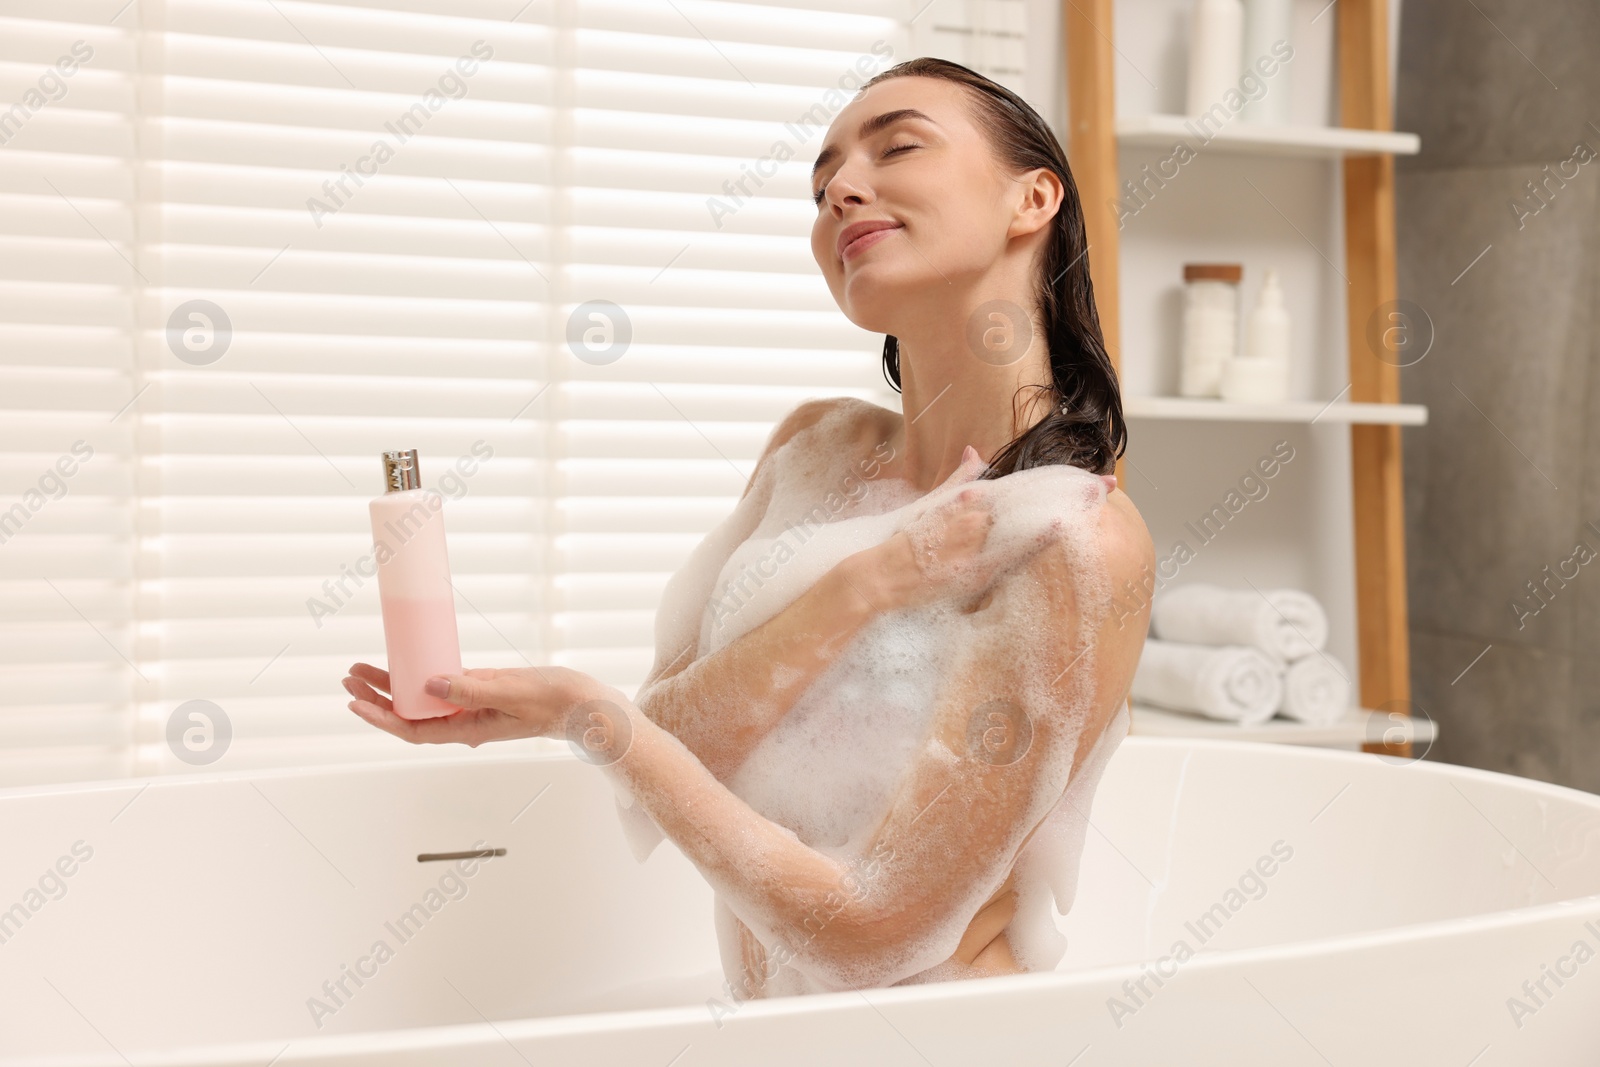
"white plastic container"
1240,0,1293,123
1246,267,1291,361
1223,267,1291,402
369,448,463,719
1220,355,1290,402
1186,0,1244,115
1179,263,1242,398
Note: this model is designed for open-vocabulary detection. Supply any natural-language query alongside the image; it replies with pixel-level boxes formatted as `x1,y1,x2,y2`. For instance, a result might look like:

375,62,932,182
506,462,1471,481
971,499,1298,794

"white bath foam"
724,604,956,849
889,956,990,986
614,402,876,862
700,422,1105,658
699,410,921,656
699,503,907,658
1006,697,1131,973
616,400,1125,995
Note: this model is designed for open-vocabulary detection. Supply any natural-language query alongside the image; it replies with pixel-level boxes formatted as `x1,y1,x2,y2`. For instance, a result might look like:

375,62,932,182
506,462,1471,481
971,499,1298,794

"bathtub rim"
8,737,1600,1064
3,733,1598,813
70,880,1600,1067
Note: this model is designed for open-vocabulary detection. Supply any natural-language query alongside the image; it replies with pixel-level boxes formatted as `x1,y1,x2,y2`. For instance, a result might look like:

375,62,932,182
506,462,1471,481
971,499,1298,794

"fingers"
342,674,393,714
424,670,517,711
955,501,996,549
915,487,995,563
349,662,392,696
938,444,990,490
933,479,993,518
958,444,988,476
347,697,479,746
950,489,996,547
348,698,405,735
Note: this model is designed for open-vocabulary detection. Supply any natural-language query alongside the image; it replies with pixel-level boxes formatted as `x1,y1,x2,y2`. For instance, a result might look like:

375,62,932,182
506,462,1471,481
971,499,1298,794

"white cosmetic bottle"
1222,268,1292,402
1187,0,1244,115
1180,262,1243,398
369,449,462,719
1240,0,1293,123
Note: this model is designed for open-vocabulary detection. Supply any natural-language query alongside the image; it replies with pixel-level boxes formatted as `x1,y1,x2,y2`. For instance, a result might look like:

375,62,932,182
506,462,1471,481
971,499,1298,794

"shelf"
1124,396,1428,425
1131,704,1438,751
1116,115,1421,159
1070,6,1421,772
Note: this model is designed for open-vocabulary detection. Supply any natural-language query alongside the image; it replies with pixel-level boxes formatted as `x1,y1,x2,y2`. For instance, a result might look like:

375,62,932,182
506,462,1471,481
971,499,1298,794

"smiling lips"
837,220,902,262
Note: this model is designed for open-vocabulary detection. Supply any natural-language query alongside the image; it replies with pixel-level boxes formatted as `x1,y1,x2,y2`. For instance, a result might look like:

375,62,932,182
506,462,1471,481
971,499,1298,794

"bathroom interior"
2,0,1598,1064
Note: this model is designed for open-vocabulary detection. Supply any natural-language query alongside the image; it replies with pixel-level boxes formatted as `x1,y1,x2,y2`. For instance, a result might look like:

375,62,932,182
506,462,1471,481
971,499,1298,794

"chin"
836,264,925,334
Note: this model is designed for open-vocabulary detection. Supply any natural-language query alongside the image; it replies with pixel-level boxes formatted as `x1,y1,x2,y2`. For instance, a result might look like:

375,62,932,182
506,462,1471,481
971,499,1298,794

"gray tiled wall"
1395,0,1600,789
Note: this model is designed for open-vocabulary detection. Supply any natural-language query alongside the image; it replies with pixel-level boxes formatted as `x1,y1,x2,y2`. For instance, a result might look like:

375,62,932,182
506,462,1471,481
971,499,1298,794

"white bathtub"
3,737,1598,1065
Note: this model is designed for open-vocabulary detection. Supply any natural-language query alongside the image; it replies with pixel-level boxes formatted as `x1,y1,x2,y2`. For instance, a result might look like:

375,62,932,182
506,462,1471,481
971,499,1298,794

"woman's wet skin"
718,403,1139,994
344,70,1156,998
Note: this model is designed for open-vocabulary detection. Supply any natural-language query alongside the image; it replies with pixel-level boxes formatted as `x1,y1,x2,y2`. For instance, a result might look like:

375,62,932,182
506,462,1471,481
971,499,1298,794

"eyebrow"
810,109,939,181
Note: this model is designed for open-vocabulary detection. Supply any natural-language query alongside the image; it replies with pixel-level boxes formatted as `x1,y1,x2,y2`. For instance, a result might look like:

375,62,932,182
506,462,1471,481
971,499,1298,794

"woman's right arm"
635,553,887,780
632,397,902,780
635,442,1026,781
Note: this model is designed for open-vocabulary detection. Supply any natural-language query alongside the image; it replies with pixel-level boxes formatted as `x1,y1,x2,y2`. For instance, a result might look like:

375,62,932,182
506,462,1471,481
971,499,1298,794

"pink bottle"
369,449,462,719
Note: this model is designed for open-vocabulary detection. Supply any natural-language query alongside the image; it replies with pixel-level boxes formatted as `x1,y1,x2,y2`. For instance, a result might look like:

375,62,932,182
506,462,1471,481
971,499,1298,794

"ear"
1006,167,1064,241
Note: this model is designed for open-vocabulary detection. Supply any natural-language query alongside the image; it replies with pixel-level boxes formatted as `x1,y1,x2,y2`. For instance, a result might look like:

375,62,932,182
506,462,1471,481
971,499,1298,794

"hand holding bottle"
343,661,622,750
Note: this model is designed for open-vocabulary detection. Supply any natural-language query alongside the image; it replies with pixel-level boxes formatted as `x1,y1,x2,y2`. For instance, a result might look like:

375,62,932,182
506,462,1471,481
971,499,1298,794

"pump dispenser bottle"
1245,268,1291,364
369,449,462,719
1221,268,1292,403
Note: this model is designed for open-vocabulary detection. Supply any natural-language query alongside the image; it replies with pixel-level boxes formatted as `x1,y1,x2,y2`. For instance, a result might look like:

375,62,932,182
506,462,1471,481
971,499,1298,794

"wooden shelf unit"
1124,396,1427,425
1131,703,1436,749
1115,113,1420,158
1066,0,1418,755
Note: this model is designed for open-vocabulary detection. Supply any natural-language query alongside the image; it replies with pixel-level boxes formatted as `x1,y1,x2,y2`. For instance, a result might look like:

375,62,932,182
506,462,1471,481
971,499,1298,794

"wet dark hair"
860,57,1126,479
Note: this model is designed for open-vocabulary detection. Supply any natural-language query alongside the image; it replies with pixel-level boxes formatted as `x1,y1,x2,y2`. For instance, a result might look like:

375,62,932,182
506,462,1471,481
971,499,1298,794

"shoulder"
772,395,892,450
1095,486,1156,610
1047,480,1154,700
741,396,888,500
997,474,1152,743
985,464,1152,577
995,468,1155,641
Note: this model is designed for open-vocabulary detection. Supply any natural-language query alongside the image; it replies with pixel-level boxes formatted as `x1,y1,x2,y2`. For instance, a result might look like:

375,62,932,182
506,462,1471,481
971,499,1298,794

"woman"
342,57,1154,998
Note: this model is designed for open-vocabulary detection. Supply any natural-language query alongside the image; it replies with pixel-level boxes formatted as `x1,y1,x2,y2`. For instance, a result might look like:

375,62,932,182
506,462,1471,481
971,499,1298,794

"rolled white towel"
1131,639,1285,725
1278,653,1351,727
1151,583,1328,663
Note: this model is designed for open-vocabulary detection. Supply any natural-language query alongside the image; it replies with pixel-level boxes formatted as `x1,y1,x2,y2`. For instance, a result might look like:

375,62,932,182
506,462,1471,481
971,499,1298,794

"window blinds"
0,0,1040,788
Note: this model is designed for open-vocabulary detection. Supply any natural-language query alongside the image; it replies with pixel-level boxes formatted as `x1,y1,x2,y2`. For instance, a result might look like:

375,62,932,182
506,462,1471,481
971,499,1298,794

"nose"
819,163,871,212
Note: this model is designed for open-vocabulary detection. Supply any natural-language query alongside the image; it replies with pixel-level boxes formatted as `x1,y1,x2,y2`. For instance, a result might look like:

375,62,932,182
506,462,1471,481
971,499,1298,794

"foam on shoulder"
623,427,1127,994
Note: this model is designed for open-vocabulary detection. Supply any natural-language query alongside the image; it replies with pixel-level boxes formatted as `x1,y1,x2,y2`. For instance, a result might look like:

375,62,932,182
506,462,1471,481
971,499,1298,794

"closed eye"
811,142,926,205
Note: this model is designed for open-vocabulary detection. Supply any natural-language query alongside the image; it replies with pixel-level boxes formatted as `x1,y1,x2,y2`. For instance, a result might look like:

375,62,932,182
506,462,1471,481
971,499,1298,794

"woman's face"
808,77,1027,335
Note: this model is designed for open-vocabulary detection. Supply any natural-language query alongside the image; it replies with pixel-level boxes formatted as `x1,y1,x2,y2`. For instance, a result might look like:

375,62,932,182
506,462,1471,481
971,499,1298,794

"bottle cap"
381,449,421,493
1184,263,1243,283
1259,268,1284,307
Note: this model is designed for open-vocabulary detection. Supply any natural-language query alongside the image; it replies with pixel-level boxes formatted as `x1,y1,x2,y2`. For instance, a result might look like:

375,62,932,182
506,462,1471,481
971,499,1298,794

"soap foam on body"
619,398,1127,995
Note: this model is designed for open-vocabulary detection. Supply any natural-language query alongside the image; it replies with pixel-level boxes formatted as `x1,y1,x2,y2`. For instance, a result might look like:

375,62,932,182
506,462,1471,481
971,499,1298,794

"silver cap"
380,449,421,493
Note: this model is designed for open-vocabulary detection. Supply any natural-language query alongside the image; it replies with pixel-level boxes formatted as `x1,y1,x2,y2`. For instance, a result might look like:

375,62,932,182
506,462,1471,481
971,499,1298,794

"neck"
887,300,1056,494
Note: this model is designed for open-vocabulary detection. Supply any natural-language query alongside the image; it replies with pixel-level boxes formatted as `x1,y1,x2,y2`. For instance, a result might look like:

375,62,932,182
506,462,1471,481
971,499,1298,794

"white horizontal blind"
0,0,1042,788
0,7,138,788
138,0,562,779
